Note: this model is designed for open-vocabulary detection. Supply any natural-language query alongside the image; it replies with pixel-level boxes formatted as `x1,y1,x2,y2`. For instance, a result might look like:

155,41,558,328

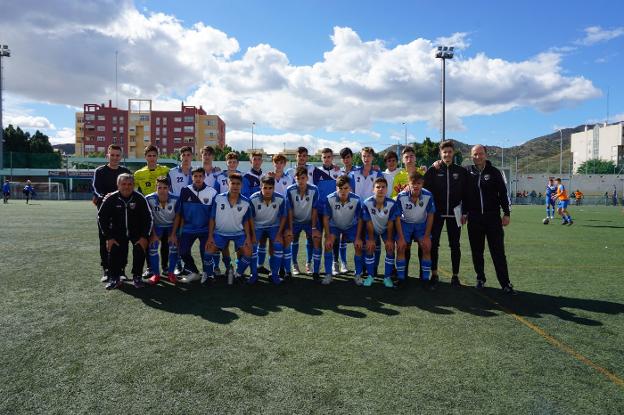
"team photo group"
93,140,527,295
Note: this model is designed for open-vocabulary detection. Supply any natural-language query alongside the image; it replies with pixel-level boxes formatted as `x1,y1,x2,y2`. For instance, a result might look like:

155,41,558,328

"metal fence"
511,196,622,206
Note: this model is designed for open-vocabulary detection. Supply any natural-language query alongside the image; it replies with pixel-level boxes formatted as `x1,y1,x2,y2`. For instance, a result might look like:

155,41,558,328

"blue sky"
2,0,623,152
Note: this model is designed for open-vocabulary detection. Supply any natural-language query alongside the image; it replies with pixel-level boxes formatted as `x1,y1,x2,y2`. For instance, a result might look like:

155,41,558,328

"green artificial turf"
1,201,623,414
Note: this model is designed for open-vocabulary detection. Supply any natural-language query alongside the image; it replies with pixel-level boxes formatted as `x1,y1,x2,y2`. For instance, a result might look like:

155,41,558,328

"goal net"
8,182,65,201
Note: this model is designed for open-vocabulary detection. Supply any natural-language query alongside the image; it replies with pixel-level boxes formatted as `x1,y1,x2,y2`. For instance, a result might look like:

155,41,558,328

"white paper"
454,204,463,227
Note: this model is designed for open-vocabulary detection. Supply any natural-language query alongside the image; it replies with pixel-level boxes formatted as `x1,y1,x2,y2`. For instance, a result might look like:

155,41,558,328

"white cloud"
226,130,361,154
5,115,55,130
49,127,76,145
0,1,602,152
575,26,624,46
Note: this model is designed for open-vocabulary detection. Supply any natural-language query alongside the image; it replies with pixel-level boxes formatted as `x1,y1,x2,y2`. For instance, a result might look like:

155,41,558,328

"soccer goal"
9,182,66,200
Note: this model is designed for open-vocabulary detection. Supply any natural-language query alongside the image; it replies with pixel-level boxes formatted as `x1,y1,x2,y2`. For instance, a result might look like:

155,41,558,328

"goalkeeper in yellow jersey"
134,145,170,196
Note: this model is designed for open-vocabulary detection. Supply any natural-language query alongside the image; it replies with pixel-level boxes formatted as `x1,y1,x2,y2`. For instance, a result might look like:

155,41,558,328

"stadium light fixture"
435,45,454,141
0,44,10,170
251,121,255,152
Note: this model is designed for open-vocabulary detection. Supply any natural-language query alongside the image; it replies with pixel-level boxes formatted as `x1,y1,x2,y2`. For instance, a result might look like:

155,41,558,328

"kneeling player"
362,177,400,288
204,173,254,284
248,176,288,284
322,175,364,286
145,176,179,285
174,167,217,283
395,172,435,288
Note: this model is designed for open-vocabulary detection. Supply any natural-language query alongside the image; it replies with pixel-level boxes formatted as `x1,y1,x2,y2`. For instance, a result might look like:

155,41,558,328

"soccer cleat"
200,272,214,285
142,270,151,278
257,266,270,275
503,284,518,295
332,262,340,276
180,272,200,283
120,273,129,281
133,276,145,288
305,262,312,274
568,220,573,225
100,274,109,283
283,272,293,282
450,275,461,287
292,263,301,275
561,220,568,225
363,275,374,287
321,274,332,285
353,275,363,286
312,272,320,282
105,279,122,290
214,266,223,277
476,279,485,290
383,277,395,288
270,275,283,285
247,274,259,285
227,267,235,285
340,262,348,274
167,272,177,284
148,274,161,285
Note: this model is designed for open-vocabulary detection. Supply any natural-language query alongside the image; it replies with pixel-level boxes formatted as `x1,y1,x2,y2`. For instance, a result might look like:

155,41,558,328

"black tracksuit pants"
467,212,510,288
431,214,461,275
107,237,146,280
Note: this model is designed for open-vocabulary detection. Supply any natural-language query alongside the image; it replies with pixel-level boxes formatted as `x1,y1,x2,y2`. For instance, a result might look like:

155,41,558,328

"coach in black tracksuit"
92,145,131,279
97,173,153,289
424,140,468,288
464,145,516,295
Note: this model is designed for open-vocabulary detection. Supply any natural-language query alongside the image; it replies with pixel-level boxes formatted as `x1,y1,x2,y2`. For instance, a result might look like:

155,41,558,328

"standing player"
204,173,254,284
322,175,364,285
362,177,400,288
145,176,179,285
285,167,322,280
167,146,193,197
134,145,170,195
268,153,296,278
243,151,264,197
315,148,343,275
3,179,10,203
92,144,131,282
200,145,221,188
23,180,34,204
248,176,288,284
545,178,557,221
382,151,401,196
555,178,573,225
173,167,217,283
394,171,436,288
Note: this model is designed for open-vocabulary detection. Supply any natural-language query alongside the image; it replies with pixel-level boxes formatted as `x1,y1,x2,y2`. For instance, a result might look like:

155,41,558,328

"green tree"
3,124,30,152
577,159,617,174
29,130,54,153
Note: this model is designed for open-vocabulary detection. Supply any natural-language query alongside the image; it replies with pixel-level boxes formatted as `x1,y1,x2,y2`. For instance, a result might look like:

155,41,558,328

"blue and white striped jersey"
396,188,436,224
214,170,243,194
362,196,400,235
271,172,295,196
242,168,263,197
324,192,362,230
211,193,252,236
249,192,287,229
349,167,382,200
168,166,193,196
178,184,217,234
145,192,180,227
285,183,320,224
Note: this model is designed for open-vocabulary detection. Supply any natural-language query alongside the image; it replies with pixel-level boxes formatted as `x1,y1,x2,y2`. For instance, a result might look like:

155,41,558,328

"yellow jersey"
134,164,170,195
390,167,427,198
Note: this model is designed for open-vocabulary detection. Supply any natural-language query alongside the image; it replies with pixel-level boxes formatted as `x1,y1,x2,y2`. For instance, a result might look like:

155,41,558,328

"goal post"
8,182,65,201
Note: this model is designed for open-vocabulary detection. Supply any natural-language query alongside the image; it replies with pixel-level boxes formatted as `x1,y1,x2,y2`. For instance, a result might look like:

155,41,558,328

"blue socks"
258,244,267,267
421,259,432,281
251,244,259,279
384,254,395,278
396,259,406,280
339,241,348,266
167,243,178,274
354,254,363,277
364,254,375,277
148,241,160,275
270,242,283,279
312,248,322,274
324,251,333,276
283,245,292,274
306,238,313,264
236,256,250,276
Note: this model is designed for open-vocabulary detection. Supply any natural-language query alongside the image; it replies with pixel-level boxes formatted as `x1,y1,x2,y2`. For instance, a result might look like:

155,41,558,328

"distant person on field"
3,179,10,204
23,180,34,204
97,173,152,290
574,190,583,206
545,178,557,220
555,178,573,225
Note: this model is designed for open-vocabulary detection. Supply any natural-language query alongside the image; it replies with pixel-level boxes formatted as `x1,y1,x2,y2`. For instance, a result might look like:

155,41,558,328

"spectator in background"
574,190,583,206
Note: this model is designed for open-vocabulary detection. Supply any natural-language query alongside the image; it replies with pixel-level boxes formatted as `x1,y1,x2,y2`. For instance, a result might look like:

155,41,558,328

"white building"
571,123,624,173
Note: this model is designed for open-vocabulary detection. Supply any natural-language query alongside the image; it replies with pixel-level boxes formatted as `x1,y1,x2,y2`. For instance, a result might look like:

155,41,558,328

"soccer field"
1,201,623,414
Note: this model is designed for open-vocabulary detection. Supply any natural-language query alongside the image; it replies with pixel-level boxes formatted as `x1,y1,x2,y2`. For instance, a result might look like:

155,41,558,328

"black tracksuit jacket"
424,163,469,217
97,191,153,241
464,160,511,216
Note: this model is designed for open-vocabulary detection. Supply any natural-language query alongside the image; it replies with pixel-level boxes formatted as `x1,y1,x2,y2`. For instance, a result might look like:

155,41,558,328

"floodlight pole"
436,46,454,142
558,128,563,175
0,44,11,170
251,121,255,151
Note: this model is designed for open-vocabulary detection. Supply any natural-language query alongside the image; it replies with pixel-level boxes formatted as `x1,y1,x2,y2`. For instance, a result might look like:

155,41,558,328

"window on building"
97,126,105,132
112,126,117,132
204,119,213,126
162,138,167,145
97,115,106,121
85,114,95,121
162,127,167,134
163,118,167,125
97,136,105,141
183,126,194,133
120,126,124,133
184,116,194,122
156,117,160,125
85,145,95,152
139,115,150,122
155,127,160,135
112,137,117,144
112,116,117,124
173,117,182,122
174,137,182,143
77,117,83,123
144,136,150,142
173,127,182,133
119,116,124,122
97,146,105,152
184,137,194,143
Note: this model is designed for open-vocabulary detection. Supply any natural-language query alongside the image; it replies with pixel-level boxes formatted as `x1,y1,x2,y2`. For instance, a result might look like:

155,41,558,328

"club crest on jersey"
203,198,210,204
167,205,173,211
237,206,242,211
272,204,276,209
305,197,309,201
383,209,388,214
129,202,136,209
484,174,491,181
371,209,376,214
349,205,354,210
453,173,459,180
418,200,424,207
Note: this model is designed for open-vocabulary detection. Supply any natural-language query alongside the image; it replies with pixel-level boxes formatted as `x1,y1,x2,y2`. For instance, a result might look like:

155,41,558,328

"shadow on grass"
120,275,624,326
580,225,624,229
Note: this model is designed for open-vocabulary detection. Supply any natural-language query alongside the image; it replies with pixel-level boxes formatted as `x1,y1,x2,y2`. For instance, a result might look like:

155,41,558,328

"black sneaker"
503,284,518,295
133,276,145,288
283,272,293,282
105,279,122,290
568,220,573,225
257,266,270,275
312,272,320,282
450,275,461,287
476,279,485,290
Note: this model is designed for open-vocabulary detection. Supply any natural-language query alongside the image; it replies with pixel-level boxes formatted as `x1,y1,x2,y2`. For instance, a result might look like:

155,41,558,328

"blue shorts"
154,225,173,238
400,221,427,242
329,225,357,242
546,196,556,207
214,233,246,250
558,200,569,209
293,222,313,238
363,229,391,243
256,226,280,241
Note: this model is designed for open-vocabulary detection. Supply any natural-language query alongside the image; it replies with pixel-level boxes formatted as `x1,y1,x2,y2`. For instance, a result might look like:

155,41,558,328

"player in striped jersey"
394,171,435,287
362,177,400,288
248,176,288,284
205,173,254,283
285,166,322,281
321,175,363,285
145,176,179,285
167,146,193,196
